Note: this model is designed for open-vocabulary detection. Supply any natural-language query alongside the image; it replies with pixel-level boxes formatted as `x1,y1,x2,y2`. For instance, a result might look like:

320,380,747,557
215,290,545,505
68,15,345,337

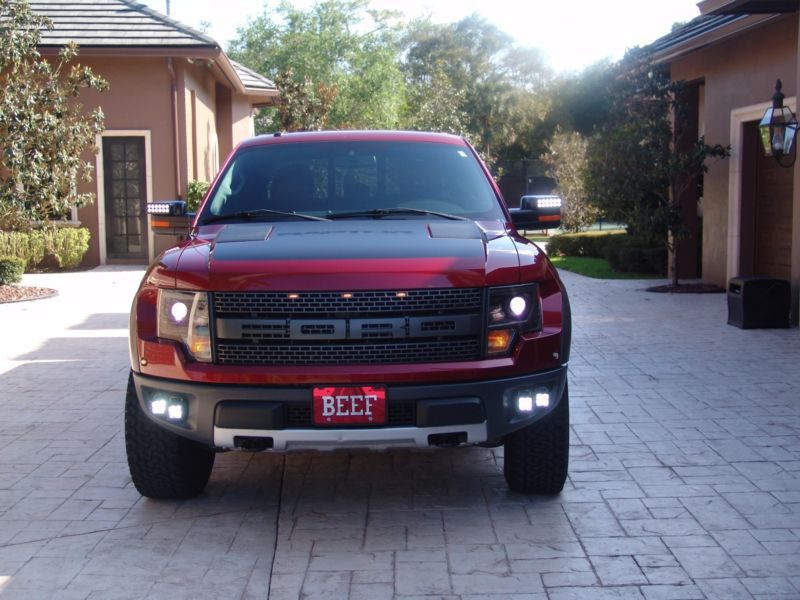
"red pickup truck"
126,131,570,499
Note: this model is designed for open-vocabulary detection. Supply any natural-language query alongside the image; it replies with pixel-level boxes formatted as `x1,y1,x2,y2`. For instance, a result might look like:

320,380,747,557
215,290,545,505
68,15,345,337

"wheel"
125,373,214,499
503,381,570,494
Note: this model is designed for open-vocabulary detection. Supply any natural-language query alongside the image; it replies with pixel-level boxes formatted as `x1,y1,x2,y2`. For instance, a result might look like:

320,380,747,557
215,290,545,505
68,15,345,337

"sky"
140,0,702,74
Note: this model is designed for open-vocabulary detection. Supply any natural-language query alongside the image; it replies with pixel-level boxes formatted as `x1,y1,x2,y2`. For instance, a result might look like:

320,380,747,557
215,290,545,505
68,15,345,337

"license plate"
312,386,387,426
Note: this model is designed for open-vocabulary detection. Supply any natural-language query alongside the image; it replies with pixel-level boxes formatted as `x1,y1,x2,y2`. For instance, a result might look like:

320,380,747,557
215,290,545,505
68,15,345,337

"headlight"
157,290,212,362
486,284,541,355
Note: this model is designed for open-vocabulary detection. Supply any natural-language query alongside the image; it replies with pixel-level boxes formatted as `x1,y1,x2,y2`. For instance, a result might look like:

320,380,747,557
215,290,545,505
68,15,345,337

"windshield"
198,140,504,223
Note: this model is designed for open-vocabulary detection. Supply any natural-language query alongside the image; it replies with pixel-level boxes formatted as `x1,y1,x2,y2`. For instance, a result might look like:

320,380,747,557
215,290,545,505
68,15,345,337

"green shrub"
41,226,91,269
187,181,211,212
0,256,25,285
546,231,624,258
0,230,45,269
0,226,90,271
603,235,666,274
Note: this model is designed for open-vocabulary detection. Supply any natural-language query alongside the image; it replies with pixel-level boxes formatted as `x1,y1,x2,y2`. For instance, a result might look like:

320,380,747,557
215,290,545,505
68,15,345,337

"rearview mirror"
147,201,194,236
509,194,562,230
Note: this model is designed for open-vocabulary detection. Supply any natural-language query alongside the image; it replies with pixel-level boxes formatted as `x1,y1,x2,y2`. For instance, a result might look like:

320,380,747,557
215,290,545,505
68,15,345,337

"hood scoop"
215,223,273,244
427,221,485,240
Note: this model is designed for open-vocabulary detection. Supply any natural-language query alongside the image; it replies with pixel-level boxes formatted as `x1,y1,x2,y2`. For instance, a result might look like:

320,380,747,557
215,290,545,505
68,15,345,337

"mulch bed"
646,283,725,294
0,284,58,303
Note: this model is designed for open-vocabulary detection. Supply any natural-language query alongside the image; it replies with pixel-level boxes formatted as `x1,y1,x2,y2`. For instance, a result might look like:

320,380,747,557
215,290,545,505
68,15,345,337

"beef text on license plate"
312,386,387,425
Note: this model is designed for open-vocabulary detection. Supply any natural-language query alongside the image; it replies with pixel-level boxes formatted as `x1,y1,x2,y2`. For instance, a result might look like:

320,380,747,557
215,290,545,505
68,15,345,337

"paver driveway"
0,267,798,600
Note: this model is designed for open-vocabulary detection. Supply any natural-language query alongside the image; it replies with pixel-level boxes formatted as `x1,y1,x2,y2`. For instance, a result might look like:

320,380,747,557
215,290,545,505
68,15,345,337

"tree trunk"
671,235,679,287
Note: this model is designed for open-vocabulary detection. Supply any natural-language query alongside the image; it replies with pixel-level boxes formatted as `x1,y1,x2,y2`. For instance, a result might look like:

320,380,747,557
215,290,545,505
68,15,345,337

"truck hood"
173,220,527,291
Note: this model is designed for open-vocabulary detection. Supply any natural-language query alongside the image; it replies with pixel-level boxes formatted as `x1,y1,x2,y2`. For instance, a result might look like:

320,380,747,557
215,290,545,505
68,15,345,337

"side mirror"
510,195,561,230
147,201,194,236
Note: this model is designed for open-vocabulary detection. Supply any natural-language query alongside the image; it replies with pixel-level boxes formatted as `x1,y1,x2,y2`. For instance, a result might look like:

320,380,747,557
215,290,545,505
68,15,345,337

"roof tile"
30,0,218,48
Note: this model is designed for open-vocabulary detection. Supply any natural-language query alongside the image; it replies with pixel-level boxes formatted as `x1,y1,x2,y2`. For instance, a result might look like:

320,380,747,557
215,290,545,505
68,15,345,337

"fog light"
167,403,184,420
147,392,187,423
150,398,167,415
517,394,534,412
535,389,550,408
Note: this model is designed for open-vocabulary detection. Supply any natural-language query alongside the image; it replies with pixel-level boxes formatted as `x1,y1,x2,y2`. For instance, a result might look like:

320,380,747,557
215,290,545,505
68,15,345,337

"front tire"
125,373,214,499
503,381,569,494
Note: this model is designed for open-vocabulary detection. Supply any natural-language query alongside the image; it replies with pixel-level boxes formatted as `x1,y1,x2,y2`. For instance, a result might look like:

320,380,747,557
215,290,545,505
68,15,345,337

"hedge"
546,230,666,275
545,231,625,259
603,236,667,275
0,226,90,271
0,256,25,285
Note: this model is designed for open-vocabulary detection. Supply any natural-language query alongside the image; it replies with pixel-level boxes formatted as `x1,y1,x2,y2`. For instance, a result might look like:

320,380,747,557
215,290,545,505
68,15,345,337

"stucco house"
31,0,278,266
648,0,800,322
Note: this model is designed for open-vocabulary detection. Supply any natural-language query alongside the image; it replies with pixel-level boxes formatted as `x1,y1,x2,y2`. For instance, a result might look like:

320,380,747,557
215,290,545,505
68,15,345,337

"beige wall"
232,96,256,146
70,55,261,266
670,15,798,287
73,57,177,266
183,61,220,185
215,84,234,160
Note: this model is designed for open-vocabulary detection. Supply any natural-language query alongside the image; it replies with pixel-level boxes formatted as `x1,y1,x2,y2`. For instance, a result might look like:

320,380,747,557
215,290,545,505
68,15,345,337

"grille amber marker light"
487,328,513,354
341,293,353,299
287,293,300,299
396,291,408,298
192,339,211,355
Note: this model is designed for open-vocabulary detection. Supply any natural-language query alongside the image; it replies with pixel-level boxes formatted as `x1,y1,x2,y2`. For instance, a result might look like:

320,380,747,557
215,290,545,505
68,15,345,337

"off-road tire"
503,381,569,494
125,373,215,499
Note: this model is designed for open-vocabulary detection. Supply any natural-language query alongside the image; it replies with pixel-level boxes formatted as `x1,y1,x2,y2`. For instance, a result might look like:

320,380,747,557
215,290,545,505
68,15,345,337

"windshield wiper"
327,207,467,221
201,209,329,225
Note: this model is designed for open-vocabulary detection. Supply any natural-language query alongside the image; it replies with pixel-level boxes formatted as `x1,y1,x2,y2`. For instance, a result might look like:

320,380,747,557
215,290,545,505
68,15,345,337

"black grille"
214,288,482,315
216,339,480,365
285,402,312,425
212,287,484,366
283,400,416,427
242,323,289,340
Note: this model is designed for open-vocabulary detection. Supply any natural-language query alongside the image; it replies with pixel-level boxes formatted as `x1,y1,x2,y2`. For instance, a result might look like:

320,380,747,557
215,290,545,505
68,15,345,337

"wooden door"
754,132,793,280
103,137,147,260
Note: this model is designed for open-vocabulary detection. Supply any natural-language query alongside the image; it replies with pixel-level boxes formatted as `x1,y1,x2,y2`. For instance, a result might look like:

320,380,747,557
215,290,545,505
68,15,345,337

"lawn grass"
559,228,627,237
550,256,660,280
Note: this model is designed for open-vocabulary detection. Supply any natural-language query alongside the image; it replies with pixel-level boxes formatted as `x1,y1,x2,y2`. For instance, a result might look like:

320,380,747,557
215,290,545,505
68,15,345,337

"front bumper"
131,366,568,451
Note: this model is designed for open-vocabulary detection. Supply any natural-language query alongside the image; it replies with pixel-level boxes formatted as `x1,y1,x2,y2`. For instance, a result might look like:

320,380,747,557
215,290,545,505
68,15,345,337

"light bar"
536,197,562,209
147,200,187,216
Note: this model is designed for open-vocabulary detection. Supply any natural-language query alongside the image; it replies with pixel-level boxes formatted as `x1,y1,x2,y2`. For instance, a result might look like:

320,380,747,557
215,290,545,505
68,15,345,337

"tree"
273,69,338,131
403,14,551,170
0,0,107,229
541,128,597,232
547,59,614,136
229,0,405,132
402,15,552,167
584,55,728,284
403,66,468,135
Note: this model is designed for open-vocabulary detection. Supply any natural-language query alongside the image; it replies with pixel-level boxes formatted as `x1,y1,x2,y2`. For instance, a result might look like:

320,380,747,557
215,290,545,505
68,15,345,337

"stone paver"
1,267,799,599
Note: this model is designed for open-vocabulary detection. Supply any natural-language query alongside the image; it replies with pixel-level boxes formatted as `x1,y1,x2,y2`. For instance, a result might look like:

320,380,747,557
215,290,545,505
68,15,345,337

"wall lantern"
760,79,798,167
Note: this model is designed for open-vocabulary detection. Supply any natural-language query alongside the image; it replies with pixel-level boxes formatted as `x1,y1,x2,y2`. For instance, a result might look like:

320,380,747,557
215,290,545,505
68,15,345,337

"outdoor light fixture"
760,79,798,168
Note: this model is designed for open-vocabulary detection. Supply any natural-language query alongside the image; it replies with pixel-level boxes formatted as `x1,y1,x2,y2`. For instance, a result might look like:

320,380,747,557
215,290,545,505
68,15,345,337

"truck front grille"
212,288,483,366
215,339,480,366
214,288,482,315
